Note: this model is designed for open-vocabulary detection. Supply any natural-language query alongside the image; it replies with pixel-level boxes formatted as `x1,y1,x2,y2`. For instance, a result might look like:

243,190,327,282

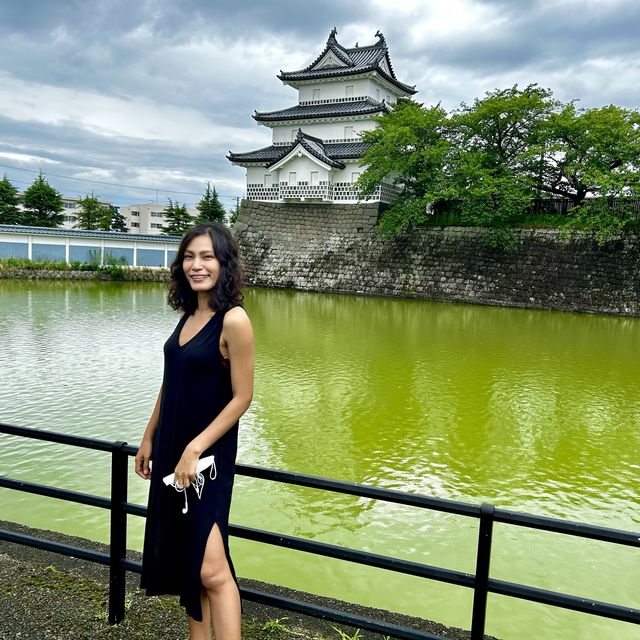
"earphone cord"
172,457,217,514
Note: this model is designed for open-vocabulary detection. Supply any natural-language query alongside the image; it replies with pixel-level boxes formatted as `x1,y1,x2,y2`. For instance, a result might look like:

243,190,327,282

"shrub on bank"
0,258,170,281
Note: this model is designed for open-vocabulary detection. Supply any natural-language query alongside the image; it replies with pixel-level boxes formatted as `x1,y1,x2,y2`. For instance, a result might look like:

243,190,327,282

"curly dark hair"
167,223,244,314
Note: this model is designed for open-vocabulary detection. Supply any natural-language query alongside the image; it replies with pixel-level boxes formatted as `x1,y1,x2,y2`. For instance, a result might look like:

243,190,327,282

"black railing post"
470,503,494,640
108,441,128,625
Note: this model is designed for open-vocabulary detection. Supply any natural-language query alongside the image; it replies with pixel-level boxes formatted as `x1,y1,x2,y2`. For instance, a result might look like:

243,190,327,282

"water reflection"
1,281,639,639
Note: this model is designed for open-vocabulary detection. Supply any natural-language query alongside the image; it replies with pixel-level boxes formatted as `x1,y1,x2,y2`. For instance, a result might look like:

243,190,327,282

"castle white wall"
333,164,365,184
246,166,268,184
298,79,371,102
296,78,402,104
271,119,376,144
278,156,331,184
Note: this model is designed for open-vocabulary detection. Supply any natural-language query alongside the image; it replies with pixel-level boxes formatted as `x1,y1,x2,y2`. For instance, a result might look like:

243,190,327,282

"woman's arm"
134,384,163,480
173,307,254,488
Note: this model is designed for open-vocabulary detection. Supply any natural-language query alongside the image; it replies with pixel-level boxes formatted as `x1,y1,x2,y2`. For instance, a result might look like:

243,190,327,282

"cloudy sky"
0,0,638,209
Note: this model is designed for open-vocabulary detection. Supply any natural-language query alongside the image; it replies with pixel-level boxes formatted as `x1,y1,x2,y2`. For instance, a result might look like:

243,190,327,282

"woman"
135,222,253,640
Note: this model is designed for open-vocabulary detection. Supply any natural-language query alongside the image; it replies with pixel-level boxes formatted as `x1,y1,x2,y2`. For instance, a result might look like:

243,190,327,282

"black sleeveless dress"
140,308,239,621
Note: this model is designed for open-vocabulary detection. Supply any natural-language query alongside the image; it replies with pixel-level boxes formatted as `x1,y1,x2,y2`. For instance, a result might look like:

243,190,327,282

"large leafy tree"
448,84,559,225
21,172,64,227
196,182,226,224
162,198,193,235
0,175,22,224
533,103,640,242
358,98,450,235
534,103,640,205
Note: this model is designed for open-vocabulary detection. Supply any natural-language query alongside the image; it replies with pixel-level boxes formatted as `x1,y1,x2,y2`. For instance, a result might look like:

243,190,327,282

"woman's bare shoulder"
223,306,251,328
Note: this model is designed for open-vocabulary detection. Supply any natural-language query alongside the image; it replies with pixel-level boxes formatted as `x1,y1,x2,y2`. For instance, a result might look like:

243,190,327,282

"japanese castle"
228,28,416,204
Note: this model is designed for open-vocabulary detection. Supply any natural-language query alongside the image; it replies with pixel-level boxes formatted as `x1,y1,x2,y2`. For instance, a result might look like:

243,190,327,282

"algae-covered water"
0,280,638,639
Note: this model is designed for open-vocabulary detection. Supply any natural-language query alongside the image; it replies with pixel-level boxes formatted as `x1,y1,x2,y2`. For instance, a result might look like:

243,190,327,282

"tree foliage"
162,198,193,235
359,98,450,235
196,182,226,224
0,175,22,224
358,85,640,240
228,199,241,225
75,193,106,230
448,85,558,226
534,103,640,205
106,205,128,232
21,172,64,227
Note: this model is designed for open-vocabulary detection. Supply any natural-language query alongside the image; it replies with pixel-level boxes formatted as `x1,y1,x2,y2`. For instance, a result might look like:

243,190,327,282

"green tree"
0,175,22,224
196,182,226,223
162,198,193,235
448,84,559,226
100,205,128,232
228,199,241,225
75,193,105,230
358,98,450,236
534,103,640,206
21,172,64,227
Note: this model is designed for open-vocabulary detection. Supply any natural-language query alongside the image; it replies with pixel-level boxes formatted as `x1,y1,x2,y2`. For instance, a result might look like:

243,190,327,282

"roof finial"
328,27,337,42
374,30,386,47
296,128,304,140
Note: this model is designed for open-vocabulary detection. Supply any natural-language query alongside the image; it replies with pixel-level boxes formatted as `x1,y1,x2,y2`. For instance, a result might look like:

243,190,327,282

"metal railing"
0,422,638,640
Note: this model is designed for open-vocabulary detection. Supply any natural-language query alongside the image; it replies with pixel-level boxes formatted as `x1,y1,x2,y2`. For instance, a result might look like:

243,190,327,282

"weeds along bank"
0,259,170,282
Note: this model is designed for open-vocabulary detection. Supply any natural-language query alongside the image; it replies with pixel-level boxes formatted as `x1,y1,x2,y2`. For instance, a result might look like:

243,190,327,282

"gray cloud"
0,0,638,206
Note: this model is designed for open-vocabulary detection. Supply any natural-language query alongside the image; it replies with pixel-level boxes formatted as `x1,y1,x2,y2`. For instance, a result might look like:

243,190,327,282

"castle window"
310,171,319,186
352,172,361,184
264,173,272,187
344,126,354,138
288,172,297,186
313,88,320,101
345,85,353,98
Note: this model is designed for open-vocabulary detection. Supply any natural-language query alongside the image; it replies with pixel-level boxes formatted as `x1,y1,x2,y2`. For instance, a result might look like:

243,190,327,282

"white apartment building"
57,196,111,229
118,203,199,235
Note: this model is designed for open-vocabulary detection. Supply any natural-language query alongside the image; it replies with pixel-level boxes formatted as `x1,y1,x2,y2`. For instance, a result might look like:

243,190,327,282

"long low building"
0,225,180,268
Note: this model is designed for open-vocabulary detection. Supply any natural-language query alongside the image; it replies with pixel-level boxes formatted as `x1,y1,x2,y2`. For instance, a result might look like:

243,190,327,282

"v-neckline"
178,312,216,349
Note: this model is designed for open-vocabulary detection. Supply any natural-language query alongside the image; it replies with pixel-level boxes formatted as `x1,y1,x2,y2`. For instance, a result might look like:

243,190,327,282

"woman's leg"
187,589,212,640
200,523,241,640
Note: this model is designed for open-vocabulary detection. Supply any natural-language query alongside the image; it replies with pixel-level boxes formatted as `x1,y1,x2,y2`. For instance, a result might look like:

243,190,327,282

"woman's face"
182,233,220,292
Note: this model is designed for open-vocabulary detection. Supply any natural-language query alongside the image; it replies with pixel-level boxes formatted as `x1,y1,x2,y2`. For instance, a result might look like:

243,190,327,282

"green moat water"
0,280,638,639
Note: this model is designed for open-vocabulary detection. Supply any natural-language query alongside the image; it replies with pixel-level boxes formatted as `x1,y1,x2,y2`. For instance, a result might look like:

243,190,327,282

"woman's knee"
200,559,230,592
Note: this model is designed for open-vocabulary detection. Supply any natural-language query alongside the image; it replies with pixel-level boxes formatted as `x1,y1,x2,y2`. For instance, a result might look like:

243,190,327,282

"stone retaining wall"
234,200,640,315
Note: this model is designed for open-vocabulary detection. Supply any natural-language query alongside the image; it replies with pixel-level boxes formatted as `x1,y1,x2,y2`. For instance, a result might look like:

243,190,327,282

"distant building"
27,195,113,230
228,28,416,204
118,203,199,235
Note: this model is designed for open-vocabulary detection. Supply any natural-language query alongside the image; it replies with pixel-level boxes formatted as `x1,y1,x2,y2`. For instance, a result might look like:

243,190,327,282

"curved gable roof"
278,29,416,96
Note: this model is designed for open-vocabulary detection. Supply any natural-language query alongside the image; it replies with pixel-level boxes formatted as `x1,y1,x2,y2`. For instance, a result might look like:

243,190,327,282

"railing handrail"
3,422,638,546
1,420,639,639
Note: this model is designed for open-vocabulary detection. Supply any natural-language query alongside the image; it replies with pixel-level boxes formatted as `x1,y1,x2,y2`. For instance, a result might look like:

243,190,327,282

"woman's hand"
135,438,153,480
173,446,199,489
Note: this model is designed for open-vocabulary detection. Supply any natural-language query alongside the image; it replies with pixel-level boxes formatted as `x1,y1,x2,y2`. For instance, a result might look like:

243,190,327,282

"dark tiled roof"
278,29,416,95
254,98,389,122
292,130,345,168
228,135,371,165
228,144,284,163
324,142,371,159
0,224,181,242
